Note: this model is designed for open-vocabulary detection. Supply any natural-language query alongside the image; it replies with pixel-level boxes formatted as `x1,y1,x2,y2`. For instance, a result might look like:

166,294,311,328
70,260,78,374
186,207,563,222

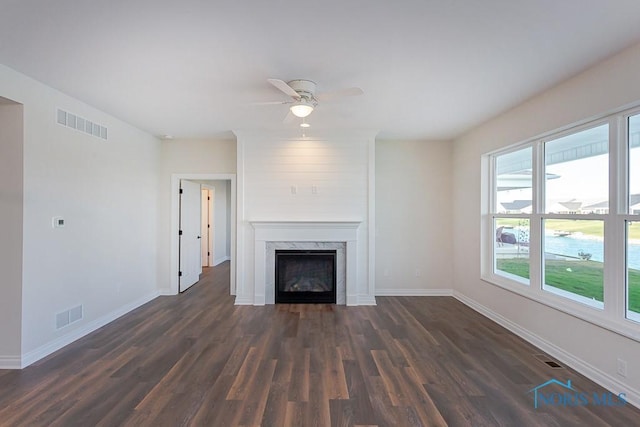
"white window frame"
482,106,640,343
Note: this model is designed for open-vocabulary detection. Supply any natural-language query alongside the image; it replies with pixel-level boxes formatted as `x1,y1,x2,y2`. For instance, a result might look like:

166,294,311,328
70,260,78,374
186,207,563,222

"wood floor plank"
288,346,311,402
259,373,289,427
1,263,639,426
362,375,401,426
307,372,332,426
238,358,277,426
341,359,379,426
399,365,448,426
283,401,307,427
188,374,237,425
322,344,349,400
225,346,262,400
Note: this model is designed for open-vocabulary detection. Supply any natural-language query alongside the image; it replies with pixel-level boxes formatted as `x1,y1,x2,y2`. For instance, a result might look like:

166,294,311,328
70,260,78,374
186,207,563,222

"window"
543,219,604,308
495,218,530,282
493,147,532,284
544,125,609,215
485,107,640,338
542,125,608,308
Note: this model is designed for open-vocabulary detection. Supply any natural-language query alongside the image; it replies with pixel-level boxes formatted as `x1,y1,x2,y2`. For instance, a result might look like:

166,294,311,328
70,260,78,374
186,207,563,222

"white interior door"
179,179,202,292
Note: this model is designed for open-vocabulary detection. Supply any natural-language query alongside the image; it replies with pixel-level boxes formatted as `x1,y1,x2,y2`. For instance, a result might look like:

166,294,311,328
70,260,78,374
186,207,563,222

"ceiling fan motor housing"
287,79,317,100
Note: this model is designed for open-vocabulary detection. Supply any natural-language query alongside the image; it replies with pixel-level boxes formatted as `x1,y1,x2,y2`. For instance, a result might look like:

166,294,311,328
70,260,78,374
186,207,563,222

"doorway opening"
172,174,236,295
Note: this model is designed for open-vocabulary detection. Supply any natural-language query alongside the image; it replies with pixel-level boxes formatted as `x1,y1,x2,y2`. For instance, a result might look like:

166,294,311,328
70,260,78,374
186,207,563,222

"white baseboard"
0,356,22,369
357,296,377,306
234,295,377,306
376,288,453,297
453,291,640,410
234,295,254,305
213,256,230,266
20,290,159,369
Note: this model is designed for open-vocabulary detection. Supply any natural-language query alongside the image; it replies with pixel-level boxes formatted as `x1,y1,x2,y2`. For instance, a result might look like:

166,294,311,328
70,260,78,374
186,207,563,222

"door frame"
201,186,214,267
170,173,236,296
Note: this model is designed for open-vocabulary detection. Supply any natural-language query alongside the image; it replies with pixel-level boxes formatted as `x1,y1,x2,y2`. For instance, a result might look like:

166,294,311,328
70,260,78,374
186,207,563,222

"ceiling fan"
254,78,363,122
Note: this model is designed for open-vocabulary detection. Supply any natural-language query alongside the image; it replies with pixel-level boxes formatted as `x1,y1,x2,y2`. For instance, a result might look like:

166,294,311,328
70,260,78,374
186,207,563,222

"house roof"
500,200,532,211
2,1,640,140
559,200,582,211
583,194,640,210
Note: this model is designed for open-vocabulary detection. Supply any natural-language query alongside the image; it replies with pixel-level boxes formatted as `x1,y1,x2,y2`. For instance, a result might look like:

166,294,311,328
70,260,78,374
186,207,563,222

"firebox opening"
275,249,337,304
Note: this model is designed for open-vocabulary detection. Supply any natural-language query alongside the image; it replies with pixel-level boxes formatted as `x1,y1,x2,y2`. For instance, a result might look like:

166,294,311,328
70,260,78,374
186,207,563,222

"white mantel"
251,221,361,305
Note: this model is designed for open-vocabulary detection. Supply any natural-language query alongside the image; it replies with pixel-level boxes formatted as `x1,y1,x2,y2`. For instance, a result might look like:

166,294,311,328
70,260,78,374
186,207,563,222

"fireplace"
249,220,371,306
275,250,337,303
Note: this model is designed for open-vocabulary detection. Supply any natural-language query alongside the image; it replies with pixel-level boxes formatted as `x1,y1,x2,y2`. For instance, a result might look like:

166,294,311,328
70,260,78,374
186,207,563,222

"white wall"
235,131,376,305
0,100,24,365
197,180,231,266
452,42,640,404
0,64,161,365
375,140,453,295
200,179,231,265
158,139,236,292
210,180,230,265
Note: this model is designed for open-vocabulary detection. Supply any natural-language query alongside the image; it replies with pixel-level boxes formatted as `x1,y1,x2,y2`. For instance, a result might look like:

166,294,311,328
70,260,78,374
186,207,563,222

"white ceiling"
2,0,640,140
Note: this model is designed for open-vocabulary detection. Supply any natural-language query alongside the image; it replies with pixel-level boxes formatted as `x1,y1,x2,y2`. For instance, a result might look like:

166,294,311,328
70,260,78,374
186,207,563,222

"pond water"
544,233,640,270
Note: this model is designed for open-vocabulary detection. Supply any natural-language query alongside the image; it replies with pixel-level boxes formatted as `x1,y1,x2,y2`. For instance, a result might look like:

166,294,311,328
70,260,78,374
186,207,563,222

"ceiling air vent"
57,108,107,140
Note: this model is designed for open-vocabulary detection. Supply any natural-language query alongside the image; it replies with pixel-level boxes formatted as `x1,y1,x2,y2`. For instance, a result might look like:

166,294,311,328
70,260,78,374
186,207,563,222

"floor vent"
57,108,108,140
534,353,564,369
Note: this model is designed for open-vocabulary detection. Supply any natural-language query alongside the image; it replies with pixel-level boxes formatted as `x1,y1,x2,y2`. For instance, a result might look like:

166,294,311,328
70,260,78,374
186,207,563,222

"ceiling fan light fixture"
290,101,314,118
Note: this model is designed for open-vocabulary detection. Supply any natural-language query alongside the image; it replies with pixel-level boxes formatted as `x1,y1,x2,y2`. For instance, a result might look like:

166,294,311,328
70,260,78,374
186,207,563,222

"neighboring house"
582,199,609,214
500,200,532,214
545,199,584,214
558,199,583,214
581,193,640,214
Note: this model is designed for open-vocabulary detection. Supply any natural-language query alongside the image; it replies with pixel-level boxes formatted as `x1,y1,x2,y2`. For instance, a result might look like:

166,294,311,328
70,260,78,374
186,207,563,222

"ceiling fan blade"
267,78,300,99
283,110,296,124
315,87,363,101
247,100,291,106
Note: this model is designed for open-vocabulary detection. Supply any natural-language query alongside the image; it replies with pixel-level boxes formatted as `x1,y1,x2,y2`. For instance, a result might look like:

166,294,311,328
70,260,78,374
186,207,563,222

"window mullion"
529,140,544,294
604,116,625,318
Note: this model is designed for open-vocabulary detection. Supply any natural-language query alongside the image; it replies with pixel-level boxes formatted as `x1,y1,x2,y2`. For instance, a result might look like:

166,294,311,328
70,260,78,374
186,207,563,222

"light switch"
52,217,65,228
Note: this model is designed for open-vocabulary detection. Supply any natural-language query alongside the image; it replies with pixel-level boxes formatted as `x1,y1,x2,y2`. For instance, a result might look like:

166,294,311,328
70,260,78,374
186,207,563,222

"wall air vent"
55,304,84,330
57,108,107,140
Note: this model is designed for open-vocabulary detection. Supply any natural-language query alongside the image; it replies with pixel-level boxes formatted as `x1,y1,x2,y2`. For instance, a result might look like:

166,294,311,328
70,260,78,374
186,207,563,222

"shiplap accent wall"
244,139,368,219
234,130,377,305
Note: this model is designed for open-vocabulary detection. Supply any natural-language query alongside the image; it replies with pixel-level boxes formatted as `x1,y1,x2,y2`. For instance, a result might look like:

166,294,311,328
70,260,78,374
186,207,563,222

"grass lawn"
544,259,603,302
496,257,640,313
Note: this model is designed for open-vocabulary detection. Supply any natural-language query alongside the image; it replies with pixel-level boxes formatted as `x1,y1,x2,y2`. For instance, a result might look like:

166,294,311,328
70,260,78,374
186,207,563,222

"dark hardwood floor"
1,262,639,426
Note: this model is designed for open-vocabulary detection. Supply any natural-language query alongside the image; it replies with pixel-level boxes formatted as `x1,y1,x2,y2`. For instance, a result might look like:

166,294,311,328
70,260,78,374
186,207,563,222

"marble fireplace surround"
251,221,360,305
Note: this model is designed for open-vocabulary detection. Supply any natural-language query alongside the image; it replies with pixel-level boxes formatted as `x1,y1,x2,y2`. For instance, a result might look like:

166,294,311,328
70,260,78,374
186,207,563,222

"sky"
496,128,640,212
